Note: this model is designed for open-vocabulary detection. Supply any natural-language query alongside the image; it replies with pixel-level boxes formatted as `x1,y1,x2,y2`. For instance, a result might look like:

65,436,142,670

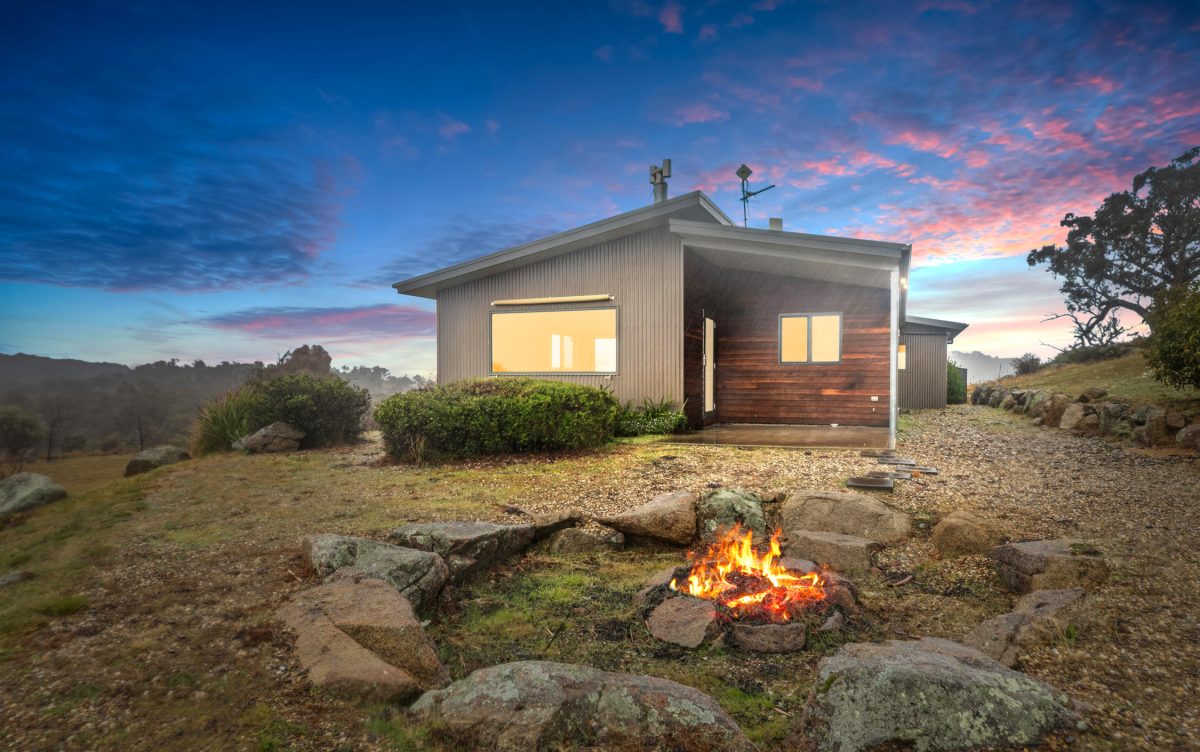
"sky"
1,0,1197,375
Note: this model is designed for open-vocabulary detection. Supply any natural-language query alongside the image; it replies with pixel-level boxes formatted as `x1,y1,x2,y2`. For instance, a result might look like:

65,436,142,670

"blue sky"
1,0,1197,374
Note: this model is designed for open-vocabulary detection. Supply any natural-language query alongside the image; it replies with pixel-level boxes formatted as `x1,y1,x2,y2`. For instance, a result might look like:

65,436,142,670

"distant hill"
950,350,1015,383
0,353,130,386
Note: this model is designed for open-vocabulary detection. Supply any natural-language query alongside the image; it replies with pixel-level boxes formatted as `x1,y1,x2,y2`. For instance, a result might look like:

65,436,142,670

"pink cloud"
672,102,729,125
437,117,470,140
593,45,614,62
788,76,824,92
659,1,683,33
204,304,436,340
697,23,718,41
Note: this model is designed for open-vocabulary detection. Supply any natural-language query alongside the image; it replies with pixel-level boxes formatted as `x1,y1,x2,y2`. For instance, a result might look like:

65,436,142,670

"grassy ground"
2,416,1198,751
996,350,1198,409
23,454,131,495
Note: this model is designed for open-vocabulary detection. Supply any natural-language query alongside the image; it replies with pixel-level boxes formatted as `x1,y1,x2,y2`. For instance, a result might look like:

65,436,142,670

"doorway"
703,316,716,421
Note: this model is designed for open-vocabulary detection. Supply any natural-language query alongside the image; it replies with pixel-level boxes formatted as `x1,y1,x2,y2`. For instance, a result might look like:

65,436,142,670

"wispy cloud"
202,304,435,340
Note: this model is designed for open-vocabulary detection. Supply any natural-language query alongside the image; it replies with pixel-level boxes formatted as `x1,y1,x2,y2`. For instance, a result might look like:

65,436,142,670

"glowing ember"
669,524,827,622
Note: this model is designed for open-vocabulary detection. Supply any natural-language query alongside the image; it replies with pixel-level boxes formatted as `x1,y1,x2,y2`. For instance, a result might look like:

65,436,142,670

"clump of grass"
33,594,89,617
190,385,258,455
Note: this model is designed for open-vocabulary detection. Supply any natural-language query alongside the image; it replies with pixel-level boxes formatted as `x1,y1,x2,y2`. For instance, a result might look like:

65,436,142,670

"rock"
597,490,697,545
0,570,33,588
239,421,305,452
304,534,448,614
991,539,1109,593
999,393,1016,411
409,660,754,752
1024,390,1047,418
1078,387,1108,403
1132,405,1169,447
1057,402,1086,431
529,508,582,540
541,527,623,554
970,384,985,404
1042,393,1071,427
0,472,68,516
805,637,1074,752
276,578,447,702
695,488,767,541
646,596,720,648
1175,423,1200,451
634,566,683,603
730,621,807,652
1009,388,1028,407
988,389,1006,408
1166,408,1187,430
819,611,845,632
389,521,535,583
1075,413,1102,436
123,446,190,477
931,510,1007,558
780,490,910,543
784,530,882,573
965,589,1085,667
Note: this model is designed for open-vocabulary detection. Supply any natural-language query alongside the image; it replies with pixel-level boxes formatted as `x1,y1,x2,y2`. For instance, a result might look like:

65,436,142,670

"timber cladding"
435,225,685,406
686,259,891,427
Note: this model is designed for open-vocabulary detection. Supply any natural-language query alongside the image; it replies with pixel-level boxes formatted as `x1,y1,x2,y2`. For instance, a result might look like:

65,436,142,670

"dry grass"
23,454,132,495
0,415,1197,751
997,351,1198,409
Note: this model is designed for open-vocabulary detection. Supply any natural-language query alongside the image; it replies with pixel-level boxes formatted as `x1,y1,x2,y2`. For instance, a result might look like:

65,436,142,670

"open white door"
703,317,716,415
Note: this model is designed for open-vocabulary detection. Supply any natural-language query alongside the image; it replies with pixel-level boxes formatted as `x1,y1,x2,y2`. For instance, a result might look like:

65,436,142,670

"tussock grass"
999,351,1198,408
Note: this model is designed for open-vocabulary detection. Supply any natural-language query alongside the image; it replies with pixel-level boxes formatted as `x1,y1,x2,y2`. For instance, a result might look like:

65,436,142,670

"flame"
669,524,826,622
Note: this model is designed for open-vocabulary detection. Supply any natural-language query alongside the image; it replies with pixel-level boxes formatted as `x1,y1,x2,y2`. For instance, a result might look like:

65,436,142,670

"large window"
780,313,841,364
491,308,617,374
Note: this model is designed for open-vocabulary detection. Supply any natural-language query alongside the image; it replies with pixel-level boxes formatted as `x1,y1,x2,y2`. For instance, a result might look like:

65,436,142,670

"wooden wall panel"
898,333,948,409
686,263,892,427
436,226,685,407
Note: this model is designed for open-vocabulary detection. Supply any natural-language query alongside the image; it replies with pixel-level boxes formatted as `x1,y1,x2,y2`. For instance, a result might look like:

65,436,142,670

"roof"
392,190,733,298
903,314,969,342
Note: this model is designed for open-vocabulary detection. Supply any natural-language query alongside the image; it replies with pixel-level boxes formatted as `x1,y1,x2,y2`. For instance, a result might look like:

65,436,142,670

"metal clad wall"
436,225,685,406
897,333,948,409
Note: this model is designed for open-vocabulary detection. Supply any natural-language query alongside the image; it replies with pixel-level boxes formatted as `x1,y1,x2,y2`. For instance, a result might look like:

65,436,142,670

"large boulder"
598,490,697,545
805,637,1074,752
0,472,67,516
931,510,1007,558
695,488,767,541
389,521,534,583
1024,390,1048,418
276,578,447,702
1057,403,1086,431
1132,405,1170,447
541,527,623,554
1176,423,1200,451
988,389,1006,408
304,534,448,614
784,530,881,573
238,421,305,452
124,446,190,477
780,490,910,543
1042,393,1071,427
991,539,1109,593
1078,386,1108,403
965,589,1085,667
409,661,754,752
529,508,583,540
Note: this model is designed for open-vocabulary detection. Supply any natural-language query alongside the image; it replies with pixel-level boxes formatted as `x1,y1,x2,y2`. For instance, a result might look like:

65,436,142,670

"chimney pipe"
649,158,671,203
769,217,783,231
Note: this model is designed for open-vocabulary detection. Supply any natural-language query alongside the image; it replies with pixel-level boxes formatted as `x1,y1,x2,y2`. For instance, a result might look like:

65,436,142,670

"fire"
669,525,827,622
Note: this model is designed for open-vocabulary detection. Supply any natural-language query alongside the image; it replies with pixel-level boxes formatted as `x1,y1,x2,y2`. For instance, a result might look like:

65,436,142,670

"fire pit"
642,525,854,652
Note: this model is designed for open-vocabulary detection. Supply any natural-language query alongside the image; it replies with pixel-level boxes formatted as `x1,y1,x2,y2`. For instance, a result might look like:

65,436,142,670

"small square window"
780,313,841,364
898,343,907,370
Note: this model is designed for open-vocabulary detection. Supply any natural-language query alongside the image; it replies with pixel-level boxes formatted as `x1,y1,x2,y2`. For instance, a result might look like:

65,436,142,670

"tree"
1012,353,1042,376
262,344,333,379
116,381,168,450
1146,286,1200,389
1028,147,1200,346
946,360,967,405
0,405,44,477
37,391,78,460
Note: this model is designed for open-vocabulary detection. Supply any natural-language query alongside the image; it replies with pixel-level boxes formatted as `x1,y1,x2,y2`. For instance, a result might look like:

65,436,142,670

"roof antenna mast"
736,164,775,227
649,158,671,203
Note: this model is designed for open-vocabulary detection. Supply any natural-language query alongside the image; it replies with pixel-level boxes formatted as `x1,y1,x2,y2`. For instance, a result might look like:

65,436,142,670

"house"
898,315,969,410
393,189,949,449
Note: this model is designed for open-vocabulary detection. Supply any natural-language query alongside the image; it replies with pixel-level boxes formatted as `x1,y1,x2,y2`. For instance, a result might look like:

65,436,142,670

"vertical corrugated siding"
436,226,685,406
898,333,947,409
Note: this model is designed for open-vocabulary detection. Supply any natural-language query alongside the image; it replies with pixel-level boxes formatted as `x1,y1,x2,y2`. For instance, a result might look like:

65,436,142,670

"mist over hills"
950,350,1015,383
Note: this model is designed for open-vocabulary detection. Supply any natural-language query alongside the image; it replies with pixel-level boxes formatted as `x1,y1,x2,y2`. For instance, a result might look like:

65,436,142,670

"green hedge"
947,360,967,405
374,378,619,461
192,374,370,454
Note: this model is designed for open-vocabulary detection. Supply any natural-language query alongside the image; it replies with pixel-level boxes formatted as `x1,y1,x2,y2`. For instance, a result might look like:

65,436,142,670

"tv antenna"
736,163,775,227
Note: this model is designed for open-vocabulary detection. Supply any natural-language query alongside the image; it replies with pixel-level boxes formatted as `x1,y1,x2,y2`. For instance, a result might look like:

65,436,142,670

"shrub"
946,361,967,405
1011,353,1043,376
247,374,371,448
615,397,688,436
1050,339,1139,366
0,405,44,476
374,378,619,461
190,375,370,455
1147,288,1200,389
191,385,259,455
